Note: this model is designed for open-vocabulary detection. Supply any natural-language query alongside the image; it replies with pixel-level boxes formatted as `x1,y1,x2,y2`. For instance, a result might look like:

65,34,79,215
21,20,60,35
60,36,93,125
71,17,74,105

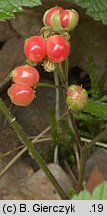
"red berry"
59,9,79,31
43,6,63,26
11,65,39,87
24,36,46,62
59,9,71,28
47,35,70,63
8,84,35,106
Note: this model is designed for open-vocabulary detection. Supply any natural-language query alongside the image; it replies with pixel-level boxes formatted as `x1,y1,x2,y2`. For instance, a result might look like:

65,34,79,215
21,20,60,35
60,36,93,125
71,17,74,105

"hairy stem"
0,98,68,200
0,112,68,177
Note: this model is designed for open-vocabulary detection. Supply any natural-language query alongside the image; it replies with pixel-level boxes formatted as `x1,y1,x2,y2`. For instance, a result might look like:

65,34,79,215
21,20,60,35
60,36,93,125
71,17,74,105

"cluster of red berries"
8,65,39,106
8,6,79,107
24,35,70,64
43,6,79,32
24,6,79,65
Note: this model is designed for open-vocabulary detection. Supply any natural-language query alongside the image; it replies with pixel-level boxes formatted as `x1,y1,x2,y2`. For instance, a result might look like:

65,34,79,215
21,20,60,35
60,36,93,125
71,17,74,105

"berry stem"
65,58,69,85
57,62,83,150
54,71,60,122
56,63,65,84
56,62,82,173
37,82,64,91
54,71,60,164
68,110,83,149
0,98,69,200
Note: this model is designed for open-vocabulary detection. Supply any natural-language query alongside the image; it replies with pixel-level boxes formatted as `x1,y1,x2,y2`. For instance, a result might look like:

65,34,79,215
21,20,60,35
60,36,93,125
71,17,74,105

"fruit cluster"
43,6,79,32
24,34,70,64
8,65,39,106
7,6,87,110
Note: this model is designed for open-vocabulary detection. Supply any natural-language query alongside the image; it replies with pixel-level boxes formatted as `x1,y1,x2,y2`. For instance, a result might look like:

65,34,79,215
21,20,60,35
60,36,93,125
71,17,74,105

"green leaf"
75,0,107,25
92,182,107,200
72,189,92,200
0,0,41,21
72,182,107,200
84,100,107,120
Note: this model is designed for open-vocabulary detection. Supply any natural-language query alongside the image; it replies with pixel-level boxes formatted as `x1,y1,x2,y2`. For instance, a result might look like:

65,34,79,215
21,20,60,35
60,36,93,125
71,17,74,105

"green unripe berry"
66,85,88,112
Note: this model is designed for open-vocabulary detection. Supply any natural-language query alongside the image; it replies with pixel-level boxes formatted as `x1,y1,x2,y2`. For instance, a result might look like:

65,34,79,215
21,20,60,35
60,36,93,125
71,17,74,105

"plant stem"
0,98,68,200
57,61,82,173
81,137,107,148
67,115,80,171
57,62,83,150
0,147,26,177
37,82,64,91
58,59,85,192
68,110,83,149
76,145,88,193
0,137,52,160
76,127,107,193
56,64,65,85
54,71,60,164
0,112,68,177
54,71,60,122
65,58,69,85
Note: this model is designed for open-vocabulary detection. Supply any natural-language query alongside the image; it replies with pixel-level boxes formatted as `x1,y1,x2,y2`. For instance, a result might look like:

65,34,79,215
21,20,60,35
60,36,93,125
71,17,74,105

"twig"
81,137,107,148
0,137,52,160
0,148,26,177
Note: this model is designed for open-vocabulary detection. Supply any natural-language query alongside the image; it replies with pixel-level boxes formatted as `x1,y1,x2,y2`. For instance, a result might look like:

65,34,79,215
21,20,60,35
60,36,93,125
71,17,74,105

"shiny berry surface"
47,35,70,63
43,6,63,26
60,9,79,31
24,36,46,62
8,84,35,106
59,9,71,28
11,65,39,87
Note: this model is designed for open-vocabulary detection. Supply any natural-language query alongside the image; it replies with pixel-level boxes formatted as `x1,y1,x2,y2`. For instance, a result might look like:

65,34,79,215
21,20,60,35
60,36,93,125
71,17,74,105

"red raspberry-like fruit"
47,35,70,63
24,36,46,62
43,6,63,26
59,9,79,31
8,84,35,106
11,65,39,87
